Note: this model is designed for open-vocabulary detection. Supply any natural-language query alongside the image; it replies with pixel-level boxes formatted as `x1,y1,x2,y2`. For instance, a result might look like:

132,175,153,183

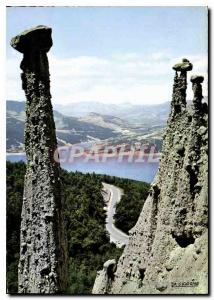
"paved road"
102,183,129,247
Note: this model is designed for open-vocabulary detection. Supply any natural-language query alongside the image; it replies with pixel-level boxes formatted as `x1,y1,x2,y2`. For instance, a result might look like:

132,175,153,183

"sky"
6,6,208,105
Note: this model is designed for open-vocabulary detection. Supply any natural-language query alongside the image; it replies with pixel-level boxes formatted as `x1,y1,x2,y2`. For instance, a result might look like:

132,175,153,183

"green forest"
7,161,150,294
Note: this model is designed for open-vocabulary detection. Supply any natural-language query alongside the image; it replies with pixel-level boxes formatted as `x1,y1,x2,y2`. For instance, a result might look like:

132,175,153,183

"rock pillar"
93,59,208,294
171,58,193,117
11,25,67,294
191,75,204,112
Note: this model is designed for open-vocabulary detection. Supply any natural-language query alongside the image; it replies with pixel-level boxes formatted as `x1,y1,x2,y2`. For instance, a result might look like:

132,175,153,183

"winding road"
102,183,129,247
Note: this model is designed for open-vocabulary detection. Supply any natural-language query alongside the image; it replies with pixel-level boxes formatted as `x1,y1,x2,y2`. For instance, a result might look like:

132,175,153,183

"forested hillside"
7,161,150,294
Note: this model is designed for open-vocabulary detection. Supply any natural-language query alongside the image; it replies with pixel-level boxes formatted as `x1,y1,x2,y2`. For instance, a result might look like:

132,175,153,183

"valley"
7,100,166,153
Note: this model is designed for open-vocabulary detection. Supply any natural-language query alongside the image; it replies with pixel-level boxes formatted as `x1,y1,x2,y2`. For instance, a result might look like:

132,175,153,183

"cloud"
7,52,208,105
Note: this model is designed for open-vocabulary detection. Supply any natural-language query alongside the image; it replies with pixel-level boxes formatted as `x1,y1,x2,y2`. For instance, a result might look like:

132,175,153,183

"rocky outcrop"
93,59,208,294
11,26,67,294
92,259,117,294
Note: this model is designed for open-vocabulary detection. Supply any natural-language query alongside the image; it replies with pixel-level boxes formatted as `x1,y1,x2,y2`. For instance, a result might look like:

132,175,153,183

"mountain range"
55,101,170,127
6,100,169,152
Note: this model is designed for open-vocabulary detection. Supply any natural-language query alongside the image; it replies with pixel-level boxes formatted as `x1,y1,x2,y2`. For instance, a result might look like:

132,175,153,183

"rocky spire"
11,25,67,294
93,59,208,294
171,58,193,117
191,75,204,112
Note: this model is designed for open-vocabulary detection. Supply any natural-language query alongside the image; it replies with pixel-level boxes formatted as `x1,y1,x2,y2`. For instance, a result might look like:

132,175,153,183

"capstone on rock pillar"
171,58,193,117
11,25,67,294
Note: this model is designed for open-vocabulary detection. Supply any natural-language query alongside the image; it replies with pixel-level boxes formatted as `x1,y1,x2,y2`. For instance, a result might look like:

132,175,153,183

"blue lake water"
6,153,159,183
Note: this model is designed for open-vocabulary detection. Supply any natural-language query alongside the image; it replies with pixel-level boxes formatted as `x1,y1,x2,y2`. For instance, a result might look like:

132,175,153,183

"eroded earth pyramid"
93,59,208,294
11,25,67,294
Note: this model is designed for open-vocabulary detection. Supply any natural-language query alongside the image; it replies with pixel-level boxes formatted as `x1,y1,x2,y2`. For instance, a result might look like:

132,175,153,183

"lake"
6,153,159,183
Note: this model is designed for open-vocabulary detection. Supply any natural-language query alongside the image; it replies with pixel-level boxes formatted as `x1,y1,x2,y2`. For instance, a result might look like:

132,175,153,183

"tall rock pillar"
170,58,193,117
93,59,208,294
191,75,204,112
11,26,67,294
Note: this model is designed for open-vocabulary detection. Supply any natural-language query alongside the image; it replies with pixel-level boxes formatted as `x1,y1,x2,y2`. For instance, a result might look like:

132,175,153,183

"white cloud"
6,52,208,105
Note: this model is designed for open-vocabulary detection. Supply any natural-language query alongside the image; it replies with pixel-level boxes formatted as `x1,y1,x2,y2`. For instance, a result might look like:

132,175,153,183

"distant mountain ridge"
79,112,128,130
7,100,25,113
55,101,170,127
6,100,169,152
6,101,120,151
